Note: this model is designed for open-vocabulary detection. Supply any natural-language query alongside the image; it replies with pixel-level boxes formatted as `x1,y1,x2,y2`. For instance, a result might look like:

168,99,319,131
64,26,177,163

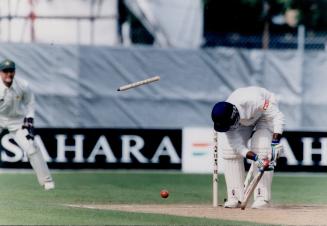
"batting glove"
254,155,274,172
22,117,34,140
271,140,283,164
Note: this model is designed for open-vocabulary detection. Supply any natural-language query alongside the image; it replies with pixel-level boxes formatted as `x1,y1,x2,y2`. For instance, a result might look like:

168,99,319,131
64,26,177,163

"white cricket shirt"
0,78,34,130
225,86,285,157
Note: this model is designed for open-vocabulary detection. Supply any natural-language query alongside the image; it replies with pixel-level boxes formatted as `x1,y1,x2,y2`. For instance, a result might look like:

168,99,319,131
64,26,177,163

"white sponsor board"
182,127,224,173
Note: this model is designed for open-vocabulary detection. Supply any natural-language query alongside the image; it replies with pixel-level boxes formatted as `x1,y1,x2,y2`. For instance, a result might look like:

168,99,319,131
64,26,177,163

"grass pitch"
0,170,326,225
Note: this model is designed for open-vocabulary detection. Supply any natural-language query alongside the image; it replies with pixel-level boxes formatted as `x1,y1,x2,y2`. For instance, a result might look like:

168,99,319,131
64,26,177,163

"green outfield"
0,170,326,225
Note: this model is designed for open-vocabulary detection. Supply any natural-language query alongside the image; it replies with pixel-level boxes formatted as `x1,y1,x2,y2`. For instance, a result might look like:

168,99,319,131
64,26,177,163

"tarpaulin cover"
0,43,323,131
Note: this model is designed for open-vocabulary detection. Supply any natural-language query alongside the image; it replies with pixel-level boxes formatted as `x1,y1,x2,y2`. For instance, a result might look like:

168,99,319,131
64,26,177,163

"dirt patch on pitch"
68,203,327,225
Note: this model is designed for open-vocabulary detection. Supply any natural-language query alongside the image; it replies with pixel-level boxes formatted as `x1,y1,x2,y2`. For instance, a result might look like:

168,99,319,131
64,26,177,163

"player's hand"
268,161,275,171
254,155,273,172
22,117,34,140
271,141,283,163
270,133,283,162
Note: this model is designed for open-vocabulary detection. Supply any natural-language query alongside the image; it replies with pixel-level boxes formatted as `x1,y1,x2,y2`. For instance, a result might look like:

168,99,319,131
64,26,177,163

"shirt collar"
0,78,16,90
11,79,17,90
233,103,243,119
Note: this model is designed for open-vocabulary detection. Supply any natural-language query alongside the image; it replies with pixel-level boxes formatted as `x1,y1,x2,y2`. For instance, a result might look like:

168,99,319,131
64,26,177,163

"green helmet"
0,59,15,71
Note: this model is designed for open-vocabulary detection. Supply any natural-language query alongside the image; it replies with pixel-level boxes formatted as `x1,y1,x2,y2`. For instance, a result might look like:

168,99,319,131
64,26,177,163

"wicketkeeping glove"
22,117,34,140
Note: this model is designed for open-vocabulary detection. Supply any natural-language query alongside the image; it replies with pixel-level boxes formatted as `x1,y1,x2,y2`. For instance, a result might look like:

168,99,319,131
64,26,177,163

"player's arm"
262,96,285,161
227,131,273,171
22,84,35,139
23,84,35,119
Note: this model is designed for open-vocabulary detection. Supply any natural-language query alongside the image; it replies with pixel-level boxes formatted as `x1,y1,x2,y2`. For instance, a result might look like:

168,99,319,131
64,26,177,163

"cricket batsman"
0,59,55,190
211,86,284,208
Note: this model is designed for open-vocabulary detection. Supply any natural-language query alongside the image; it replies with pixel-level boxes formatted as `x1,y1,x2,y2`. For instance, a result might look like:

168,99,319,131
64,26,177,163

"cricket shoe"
251,199,270,209
224,199,241,208
44,181,55,190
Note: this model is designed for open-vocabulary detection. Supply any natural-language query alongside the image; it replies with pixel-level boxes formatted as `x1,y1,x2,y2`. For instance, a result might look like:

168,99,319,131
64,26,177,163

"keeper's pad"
28,146,53,185
13,129,53,186
223,158,245,203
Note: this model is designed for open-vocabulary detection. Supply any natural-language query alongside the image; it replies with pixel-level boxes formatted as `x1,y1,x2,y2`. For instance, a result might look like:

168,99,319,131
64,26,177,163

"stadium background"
0,0,325,173
0,1,327,225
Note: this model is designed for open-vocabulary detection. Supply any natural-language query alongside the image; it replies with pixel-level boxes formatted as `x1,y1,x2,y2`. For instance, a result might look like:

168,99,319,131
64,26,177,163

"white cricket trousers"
10,127,53,186
219,126,273,203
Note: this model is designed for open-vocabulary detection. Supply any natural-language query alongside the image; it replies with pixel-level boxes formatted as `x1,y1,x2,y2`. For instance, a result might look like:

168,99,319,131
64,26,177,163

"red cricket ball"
160,189,169,199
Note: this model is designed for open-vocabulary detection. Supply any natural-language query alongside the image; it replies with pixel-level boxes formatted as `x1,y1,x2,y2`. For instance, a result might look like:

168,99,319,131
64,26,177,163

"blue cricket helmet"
211,102,240,132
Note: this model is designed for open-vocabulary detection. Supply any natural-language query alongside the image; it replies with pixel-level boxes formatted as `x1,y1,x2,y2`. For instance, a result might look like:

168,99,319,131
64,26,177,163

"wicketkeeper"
211,86,284,208
0,59,55,190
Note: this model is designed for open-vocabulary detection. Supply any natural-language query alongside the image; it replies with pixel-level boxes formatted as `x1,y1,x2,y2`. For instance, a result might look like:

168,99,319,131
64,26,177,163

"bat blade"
244,162,254,192
240,171,264,210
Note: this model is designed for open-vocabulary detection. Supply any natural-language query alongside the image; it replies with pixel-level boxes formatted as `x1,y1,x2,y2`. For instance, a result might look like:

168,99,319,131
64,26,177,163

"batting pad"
224,158,245,203
254,170,273,201
251,129,272,159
